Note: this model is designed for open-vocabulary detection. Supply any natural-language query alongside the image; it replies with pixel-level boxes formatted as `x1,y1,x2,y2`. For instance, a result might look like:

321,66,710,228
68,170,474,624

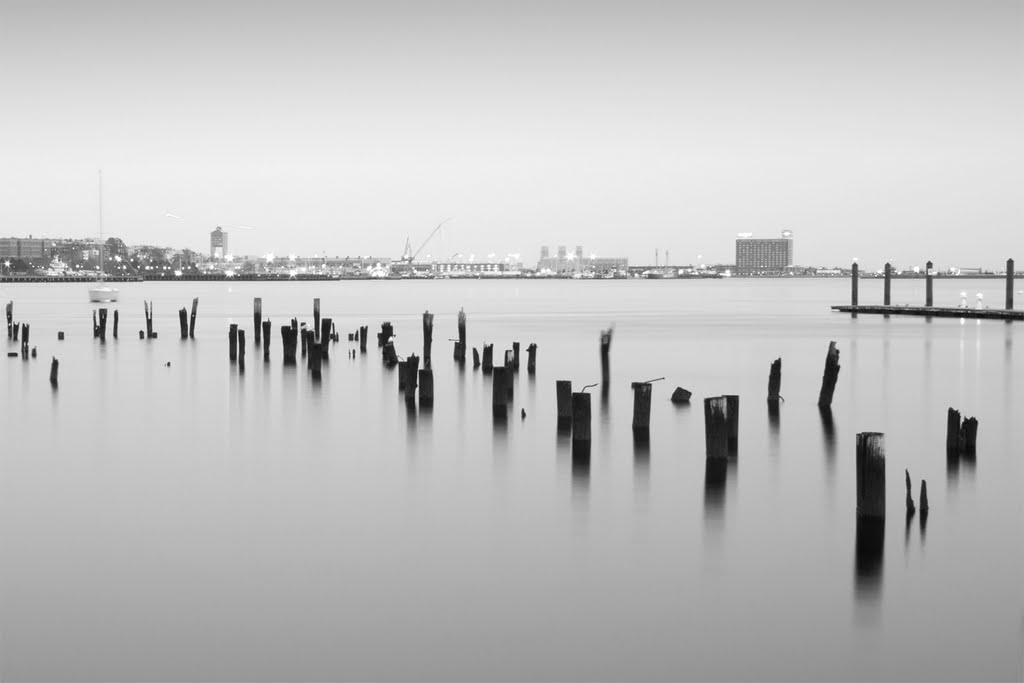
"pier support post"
851,262,859,306
309,342,322,380
767,358,782,403
884,263,892,306
856,432,886,519
703,396,728,459
418,369,433,405
512,341,520,371
179,308,188,339
556,380,573,427
482,344,493,374
5,301,11,340
359,325,368,353
229,323,238,361
572,392,591,443
422,310,433,369
144,301,154,339
49,356,58,386
405,354,419,403
113,310,118,339
238,329,246,372
817,341,841,408
926,261,934,307
600,328,613,387
724,394,739,452
945,407,961,454
1007,258,1015,310
503,350,514,399
281,325,298,364
262,320,271,362
320,318,332,360
472,347,480,369
313,298,321,341
454,308,466,362
189,298,198,338
526,343,537,374
631,382,652,435
492,366,508,416
254,298,262,345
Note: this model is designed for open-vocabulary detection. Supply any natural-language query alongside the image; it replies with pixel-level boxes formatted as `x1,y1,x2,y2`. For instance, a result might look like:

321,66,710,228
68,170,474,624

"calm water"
2,278,1021,682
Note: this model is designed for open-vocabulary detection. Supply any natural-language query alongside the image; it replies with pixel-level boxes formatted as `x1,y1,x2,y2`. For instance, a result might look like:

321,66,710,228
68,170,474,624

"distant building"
735,230,794,274
540,246,549,260
210,227,228,260
557,245,567,259
536,243,628,276
0,237,49,259
575,245,583,261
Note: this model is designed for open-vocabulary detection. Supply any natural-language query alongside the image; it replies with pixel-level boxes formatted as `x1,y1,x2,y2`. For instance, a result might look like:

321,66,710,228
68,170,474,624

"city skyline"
1,1,1021,268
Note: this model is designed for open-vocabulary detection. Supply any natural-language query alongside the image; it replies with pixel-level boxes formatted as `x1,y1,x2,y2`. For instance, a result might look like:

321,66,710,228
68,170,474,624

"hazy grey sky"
1,0,1020,267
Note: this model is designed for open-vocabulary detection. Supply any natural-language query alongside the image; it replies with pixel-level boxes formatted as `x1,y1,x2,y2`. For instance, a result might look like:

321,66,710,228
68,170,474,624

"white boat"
89,170,119,303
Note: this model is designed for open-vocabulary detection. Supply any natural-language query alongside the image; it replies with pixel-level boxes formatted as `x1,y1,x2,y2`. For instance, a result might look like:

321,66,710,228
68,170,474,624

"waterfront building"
735,230,794,274
536,244,628,276
210,227,228,260
0,237,49,259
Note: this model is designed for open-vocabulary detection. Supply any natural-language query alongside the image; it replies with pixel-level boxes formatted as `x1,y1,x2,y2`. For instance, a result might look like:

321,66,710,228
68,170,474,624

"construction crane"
402,219,451,262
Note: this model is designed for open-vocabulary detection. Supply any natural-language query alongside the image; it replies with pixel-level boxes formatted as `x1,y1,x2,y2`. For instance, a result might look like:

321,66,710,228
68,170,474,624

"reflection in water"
905,507,915,550
571,440,590,495
633,429,650,485
703,458,727,522
854,517,885,601
492,408,508,436
768,400,780,436
820,406,836,482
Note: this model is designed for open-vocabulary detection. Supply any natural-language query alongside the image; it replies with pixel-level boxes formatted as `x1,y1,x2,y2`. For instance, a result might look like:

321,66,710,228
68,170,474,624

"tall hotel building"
735,230,794,274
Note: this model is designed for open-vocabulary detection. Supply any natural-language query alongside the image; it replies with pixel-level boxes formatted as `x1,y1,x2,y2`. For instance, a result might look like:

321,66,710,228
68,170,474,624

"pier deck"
832,305,1023,321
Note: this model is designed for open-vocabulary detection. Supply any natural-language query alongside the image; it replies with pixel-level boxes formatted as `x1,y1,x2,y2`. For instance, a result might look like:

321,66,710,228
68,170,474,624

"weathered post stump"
851,262,859,307
178,308,188,339
512,341,520,371
526,343,537,374
671,387,692,404
1007,258,1015,310
57,331,65,341
703,396,728,459
422,310,433,369
189,298,198,338
397,360,408,390
555,380,573,428
238,329,246,371
925,261,934,307
5,301,12,340
600,327,613,388
313,298,321,341
98,308,107,341
281,325,298,365
229,323,239,361
724,394,739,452
309,342,322,380
419,368,434,405
472,347,480,369
453,308,467,361
482,344,493,374
405,354,420,403
378,322,393,348
49,356,59,386
262,320,271,362
817,341,840,408
320,318,332,360
905,469,915,515
144,301,154,339
883,262,892,306
572,391,591,444
254,297,262,345
113,310,118,339
359,325,368,353
631,382,652,436
767,358,782,403
93,310,99,338
856,432,886,519
492,366,508,416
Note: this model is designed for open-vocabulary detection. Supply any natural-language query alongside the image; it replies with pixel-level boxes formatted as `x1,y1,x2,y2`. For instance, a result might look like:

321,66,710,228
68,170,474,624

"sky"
0,0,1021,269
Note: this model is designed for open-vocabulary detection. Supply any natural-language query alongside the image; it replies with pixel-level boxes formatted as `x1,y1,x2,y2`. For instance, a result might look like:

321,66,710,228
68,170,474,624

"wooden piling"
905,468,915,514
309,342,322,380
405,354,419,403
1007,258,1015,310
856,432,886,519
817,341,841,408
189,298,198,338
313,298,321,341
49,356,58,386
254,298,262,345
418,368,433,405
5,301,11,340
920,480,929,513
57,331,64,341
851,262,859,306
482,344,493,374
144,301,154,339
359,325,368,353
20,323,30,359
93,310,99,338
512,341,520,371
422,310,433,369
671,387,692,404
113,310,118,339
571,392,591,442
281,325,298,364
724,394,739,451
526,343,537,374
503,351,514,399
556,380,573,426
397,360,408,390
378,322,393,347
925,261,934,307
179,308,188,339
492,366,508,415
12,319,18,341
262,320,271,361
383,341,398,366
960,417,978,455
600,327,613,387
229,323,238,361
453,308,467,361
631,382,652,433
97,308,107,341
320,318,332,360
768,358,781,402
703,396,728,459
472,347,480,368
883,262,892,306
946,407,960,453
238,329,246,371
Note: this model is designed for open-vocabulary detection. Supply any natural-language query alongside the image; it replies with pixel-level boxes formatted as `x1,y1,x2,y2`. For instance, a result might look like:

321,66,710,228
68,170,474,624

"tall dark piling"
5,301,11,340
281,325,298,365
405,354,420,403
600,327,613,388
572,391,592,444
262,320,271,362
527,343,537,374
179,308,188,339
422,310,433,369
313,298,321,341
309,342,322,380
767,358,782,403
492,366,508,416
397,360,408,390
472,347,480,369
254,298,262,345
905,468,915,515
851,262,859,306
482,344,493,374
238,329,246,371
300,324,308,356
920,481,929,514
883,262,892,306
12,320,18,342
925,261,934,307
856,432,886,519
98,308,107,341
704,396,728,459
512,342,520,371
960,417,978,455
189,298,198,338
453,308,467,361
20,323,30,359
378,322,393,347
383,341,398,366
817,341,841,408
631,382,652,435
93,310,99,338
144,301,154,339
724,394,739,452
946,407,979,455
58,331,64,341
1007,258,1015,310
946,407,961,454
419,369,433,405
49,356,58,386
229,323,238,361
320,318,332,360
359,325,368,353
556,380,573,427
113,310,118,339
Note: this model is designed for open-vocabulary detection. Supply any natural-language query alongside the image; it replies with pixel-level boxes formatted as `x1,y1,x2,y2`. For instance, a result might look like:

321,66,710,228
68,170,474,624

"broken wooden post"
97,308,107,341
556,380,573,427
359,325,368,353
768,358,781,403
57,331,64,341
851,262,859,306
378,322,393,347
254,297,262,345
238,329,246,372
883,262,892,306
631,381,652,435
139,330,144,339
920,480,929,514
482,344,493,374
309,342,322,380
189,297,198,338
49,356,58,386
11,318,18,342
503,351,514,399
925,261,934,307
960,416,978,455
320,318,332,360
512,341,520,371
93,310,99,338
453,308,466,361
724,394,739,452
492,366,508,416
856,432,886,519
572,391,591,444
817,341,840,408
422,310,433,369
313,298,321,341
229,323,238,361
262,320,271,362
397,360,408,390
5,301,11,340
1007,258,1015,310
280,325,298,365
945,407,960,454
144,301,154,339
179,307,188,339
20,323,30,359
671,387,692,404
905,469,915,515
526,343,537,374
703,396,728,459
472,347,480,369
30,346,36,358
300,323,308,356
383,340,398,366
419,368,433,405
113,310,118,339
405,353,420,403
600,327,613,387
